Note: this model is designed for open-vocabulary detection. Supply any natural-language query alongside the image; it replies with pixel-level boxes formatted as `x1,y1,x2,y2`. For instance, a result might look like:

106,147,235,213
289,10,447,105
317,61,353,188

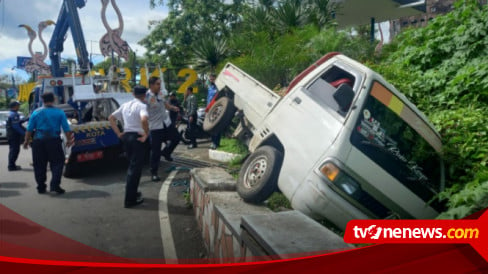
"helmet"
9,101,21,108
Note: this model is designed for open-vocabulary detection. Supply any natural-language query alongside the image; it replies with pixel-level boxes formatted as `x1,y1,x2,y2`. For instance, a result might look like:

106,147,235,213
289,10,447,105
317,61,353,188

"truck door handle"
292,97,302,104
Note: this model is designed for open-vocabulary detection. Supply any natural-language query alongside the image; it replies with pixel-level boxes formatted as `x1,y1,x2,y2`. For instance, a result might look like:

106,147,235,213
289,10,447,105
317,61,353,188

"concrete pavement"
0,140,207,261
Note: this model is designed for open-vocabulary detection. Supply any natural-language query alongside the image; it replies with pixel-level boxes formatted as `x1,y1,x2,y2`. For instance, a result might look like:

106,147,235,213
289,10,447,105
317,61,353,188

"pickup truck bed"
217,64,281,129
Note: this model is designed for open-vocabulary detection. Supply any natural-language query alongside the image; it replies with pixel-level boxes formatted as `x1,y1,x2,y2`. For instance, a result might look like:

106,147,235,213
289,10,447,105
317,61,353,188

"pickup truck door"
267,76,352,195
267,62,363,197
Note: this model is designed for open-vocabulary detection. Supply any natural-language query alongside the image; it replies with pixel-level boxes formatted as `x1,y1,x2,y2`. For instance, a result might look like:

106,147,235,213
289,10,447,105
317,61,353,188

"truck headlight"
320,162,359,195
318,161,389,218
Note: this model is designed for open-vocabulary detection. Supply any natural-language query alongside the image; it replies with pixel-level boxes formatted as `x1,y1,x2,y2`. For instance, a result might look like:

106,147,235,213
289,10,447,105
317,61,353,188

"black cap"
9,101,20,108
133,85,147,95
169,92,176,96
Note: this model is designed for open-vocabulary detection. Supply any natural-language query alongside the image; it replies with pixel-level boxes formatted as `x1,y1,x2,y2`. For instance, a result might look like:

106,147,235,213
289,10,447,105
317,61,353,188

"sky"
0,0,168,82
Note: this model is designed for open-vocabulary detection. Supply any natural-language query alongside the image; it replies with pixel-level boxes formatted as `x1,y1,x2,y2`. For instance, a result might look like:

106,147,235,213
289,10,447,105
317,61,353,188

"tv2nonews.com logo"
350,225,479,241
344,216,487,245
343,213,488,261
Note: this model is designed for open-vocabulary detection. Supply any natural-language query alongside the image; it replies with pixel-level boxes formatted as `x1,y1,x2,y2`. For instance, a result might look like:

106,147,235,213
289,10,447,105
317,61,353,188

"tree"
141,0,245,68
191,36,229,73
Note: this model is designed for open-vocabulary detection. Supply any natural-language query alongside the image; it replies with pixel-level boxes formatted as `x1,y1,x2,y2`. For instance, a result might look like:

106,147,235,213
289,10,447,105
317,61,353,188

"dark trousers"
187,114,198,146
212,133,221,147
123,133,147,203
150,126,181,174
8,136,21,169
31,138,65,191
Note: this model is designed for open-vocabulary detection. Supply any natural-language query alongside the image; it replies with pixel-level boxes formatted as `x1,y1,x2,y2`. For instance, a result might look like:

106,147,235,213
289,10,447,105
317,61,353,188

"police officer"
146,76,180,182
185,87,198,149
6,101,26,171
168,92,181,127
23,92,74,194
207,74,220,150
109,85,149,208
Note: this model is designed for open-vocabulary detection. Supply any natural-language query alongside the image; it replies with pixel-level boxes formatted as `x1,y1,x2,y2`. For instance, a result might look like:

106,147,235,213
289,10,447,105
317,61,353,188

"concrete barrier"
208,149,241,163
190,167,352,262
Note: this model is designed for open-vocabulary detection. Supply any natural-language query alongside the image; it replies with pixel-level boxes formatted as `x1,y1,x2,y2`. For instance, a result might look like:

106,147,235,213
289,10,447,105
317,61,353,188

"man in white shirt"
109,85,149,208
146,76,180,182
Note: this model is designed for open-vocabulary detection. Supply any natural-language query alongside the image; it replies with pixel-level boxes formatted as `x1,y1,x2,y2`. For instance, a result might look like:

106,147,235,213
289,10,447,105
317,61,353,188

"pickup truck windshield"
350,81,443,210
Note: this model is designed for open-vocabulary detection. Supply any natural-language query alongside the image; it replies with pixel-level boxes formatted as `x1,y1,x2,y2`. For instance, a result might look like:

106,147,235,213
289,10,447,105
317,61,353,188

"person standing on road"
168,92,181,128
6,101,26,171
207,74,220,150
146,76,181,182
109,85,149,208
185,87,198,149
23,92,74,194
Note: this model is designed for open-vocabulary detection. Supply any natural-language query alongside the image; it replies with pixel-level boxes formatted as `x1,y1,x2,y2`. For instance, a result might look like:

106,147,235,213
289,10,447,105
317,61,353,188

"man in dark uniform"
109,86,149,208
185,87,198,149
168,92,181,127
23,93,73,194
6,101,26,171
207,74,220,150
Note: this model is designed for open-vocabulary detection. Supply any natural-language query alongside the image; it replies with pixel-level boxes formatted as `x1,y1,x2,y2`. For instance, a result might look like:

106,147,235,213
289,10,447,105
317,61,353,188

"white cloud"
0,0,167,77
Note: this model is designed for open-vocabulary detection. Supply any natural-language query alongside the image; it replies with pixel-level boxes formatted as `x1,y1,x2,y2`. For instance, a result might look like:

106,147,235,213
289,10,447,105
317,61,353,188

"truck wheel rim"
243,156,267,189
209,104,223,122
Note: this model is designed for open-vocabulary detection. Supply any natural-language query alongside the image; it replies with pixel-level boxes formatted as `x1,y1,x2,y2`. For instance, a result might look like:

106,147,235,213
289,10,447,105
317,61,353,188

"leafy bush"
376,0,488,218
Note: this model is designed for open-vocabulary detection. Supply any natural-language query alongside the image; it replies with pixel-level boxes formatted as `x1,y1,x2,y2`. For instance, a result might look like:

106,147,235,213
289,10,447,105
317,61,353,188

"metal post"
132,51,136,84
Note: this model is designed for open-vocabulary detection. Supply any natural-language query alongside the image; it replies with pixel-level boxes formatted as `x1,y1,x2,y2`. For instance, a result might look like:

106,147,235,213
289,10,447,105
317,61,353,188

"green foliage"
218,137,249,155
375,0,488,218
141,0,245,68
266,193,292,211
229,25,319,88
437,175,488,219
191,37,229,73
229,24,374,89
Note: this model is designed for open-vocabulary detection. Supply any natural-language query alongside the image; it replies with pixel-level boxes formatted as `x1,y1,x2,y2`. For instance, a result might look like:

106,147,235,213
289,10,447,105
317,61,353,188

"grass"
183,190,193,208
266,192,292,211
217,137,248,155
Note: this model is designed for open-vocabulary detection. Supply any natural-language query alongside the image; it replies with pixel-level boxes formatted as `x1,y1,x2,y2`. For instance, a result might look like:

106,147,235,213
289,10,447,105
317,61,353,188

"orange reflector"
50,80,56,86
320,162,340,182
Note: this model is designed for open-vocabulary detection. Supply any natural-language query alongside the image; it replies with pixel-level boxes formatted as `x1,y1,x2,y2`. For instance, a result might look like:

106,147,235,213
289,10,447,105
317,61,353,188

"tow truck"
28,0,132,177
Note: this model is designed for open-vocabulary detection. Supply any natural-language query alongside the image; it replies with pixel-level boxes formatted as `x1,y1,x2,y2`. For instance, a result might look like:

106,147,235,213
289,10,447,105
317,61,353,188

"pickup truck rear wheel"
237,146,283,203
203,97,236,135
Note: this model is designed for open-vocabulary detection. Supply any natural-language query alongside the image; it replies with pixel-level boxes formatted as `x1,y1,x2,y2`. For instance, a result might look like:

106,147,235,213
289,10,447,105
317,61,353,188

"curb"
208,149,241,163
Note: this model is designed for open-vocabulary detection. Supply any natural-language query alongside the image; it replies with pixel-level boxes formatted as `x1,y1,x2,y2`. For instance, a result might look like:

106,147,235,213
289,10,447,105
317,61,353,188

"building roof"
335,0,425,26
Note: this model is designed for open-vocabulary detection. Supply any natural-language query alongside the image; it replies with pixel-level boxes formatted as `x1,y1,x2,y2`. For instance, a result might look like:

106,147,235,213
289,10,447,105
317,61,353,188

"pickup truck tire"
237,146,283,203
203,97,236,135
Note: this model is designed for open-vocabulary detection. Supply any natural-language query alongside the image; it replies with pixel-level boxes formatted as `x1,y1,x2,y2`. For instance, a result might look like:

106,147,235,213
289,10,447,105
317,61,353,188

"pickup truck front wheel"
237,146,283,203
203,97,236,135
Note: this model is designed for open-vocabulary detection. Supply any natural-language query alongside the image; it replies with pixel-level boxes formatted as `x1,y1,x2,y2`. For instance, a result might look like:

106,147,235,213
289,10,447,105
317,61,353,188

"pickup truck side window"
350,81,444,211
305,66,356,117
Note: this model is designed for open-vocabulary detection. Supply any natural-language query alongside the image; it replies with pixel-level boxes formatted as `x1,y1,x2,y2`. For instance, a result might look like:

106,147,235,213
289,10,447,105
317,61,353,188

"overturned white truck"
203,52,445,230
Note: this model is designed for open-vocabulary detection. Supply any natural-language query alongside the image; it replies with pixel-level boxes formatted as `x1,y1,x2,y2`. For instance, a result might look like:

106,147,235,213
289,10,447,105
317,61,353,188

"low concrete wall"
208,150,241,163
190,168,351,262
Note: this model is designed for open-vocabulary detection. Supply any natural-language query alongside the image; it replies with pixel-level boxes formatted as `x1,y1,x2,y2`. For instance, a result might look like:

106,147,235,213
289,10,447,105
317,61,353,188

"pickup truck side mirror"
333,84,355,113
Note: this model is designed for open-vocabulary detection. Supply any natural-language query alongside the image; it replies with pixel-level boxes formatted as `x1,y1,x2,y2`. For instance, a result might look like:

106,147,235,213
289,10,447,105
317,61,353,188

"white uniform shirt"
146,90,171,130
111,98,148,133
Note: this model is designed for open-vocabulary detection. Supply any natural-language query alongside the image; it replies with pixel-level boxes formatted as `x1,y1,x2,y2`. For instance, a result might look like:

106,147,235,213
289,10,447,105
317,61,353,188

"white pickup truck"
203,52,445,230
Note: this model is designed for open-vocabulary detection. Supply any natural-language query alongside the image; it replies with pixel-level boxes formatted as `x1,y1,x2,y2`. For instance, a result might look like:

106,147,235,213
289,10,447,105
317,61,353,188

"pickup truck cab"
204,53,445,230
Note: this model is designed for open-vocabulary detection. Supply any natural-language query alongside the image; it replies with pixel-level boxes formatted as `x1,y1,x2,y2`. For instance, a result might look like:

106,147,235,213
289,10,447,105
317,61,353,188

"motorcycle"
179,107,211,144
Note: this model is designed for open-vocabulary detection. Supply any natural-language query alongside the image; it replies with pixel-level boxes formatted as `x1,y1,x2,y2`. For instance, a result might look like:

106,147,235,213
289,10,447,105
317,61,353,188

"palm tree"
305,0,338,30
191,36,229,73
272,0,306,33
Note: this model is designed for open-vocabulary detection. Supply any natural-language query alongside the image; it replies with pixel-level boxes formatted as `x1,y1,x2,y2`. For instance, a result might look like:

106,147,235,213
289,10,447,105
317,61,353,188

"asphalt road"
0,140,207,261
